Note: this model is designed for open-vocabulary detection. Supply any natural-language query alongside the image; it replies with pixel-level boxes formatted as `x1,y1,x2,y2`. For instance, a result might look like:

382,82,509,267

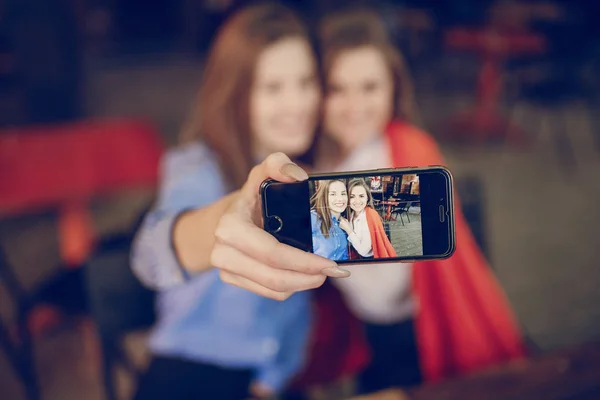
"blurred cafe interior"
1,0,600,399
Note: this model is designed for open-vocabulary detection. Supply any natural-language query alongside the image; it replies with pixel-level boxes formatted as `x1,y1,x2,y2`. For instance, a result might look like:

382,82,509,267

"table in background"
352,342,600,399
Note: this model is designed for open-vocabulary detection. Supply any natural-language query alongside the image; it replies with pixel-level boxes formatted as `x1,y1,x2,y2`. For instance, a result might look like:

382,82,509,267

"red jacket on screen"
349,206,397,260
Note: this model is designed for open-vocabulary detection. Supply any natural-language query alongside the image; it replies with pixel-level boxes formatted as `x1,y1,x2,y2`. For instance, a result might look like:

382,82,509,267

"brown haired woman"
309,179,350,261
338,178,397,260
316,8,527,396
130,4,367,399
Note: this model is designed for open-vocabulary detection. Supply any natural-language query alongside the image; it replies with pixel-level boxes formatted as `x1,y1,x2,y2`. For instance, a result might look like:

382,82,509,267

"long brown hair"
180,4,317,189
319,8,418,124
310,179,346,238
347,178,374,222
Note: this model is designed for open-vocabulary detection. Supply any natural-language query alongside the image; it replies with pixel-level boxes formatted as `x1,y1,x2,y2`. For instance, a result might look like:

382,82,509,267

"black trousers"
356,319,422,395
134,356,253,400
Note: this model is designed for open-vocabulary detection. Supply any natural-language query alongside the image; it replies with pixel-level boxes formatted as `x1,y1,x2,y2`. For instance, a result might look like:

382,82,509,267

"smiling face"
327,180,348,216
350,185,368,215
250,37,321,160
324,45,394,154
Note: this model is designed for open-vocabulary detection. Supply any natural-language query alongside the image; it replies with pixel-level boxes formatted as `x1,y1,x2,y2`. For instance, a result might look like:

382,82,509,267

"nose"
343,92,366,118
281,85,307,114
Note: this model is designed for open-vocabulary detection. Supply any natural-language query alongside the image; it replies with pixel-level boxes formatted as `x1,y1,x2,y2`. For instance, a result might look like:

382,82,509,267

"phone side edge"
259,179,277,229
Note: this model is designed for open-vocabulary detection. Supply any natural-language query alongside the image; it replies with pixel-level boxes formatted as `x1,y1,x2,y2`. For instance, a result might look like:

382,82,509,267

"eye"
362,81,379,94
327,83,343,95
264,81,282,94
300,75,316,89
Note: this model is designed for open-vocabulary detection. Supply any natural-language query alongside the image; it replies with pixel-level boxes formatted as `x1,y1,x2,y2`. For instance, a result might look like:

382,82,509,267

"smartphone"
260,166,456,264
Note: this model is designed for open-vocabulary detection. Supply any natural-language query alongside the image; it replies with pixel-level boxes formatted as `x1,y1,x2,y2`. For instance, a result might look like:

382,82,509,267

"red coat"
387,120,527,380
366,206,397,259
289,121,526,389
349,206,397,260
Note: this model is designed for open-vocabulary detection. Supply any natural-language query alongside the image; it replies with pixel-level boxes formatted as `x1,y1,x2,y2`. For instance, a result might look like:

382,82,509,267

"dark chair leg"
0,319,23,380
406,211,411,223
0,248,40,400
0,318,40,400
100,336,118,400
22,348,41,400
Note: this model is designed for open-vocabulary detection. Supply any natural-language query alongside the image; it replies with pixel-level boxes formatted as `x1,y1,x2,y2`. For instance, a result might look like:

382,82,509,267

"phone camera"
266,215,283,233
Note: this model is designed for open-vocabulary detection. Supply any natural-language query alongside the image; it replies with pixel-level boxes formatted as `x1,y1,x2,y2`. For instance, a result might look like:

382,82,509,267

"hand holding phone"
260,166,456,264
210,153,349,301
338,217,353,235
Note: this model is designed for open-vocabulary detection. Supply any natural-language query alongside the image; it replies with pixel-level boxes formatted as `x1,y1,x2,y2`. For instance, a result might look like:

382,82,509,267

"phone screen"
261,167,455,264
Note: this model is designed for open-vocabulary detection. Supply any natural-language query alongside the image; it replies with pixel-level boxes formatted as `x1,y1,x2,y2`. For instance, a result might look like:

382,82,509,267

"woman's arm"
133,149,350,297
172,192,237,272
131,144,231,289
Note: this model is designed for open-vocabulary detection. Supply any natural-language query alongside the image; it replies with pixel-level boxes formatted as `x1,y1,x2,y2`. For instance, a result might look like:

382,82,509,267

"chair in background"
391,201,412,226
0,118,163,399
0,245,40,400
84,210,156,400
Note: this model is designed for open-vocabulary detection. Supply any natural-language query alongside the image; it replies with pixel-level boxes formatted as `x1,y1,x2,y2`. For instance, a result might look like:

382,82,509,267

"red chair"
0,118,164,399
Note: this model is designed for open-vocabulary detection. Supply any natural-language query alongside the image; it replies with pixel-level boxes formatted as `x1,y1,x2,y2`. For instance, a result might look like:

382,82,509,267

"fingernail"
280,163,308,181
321,266,351,278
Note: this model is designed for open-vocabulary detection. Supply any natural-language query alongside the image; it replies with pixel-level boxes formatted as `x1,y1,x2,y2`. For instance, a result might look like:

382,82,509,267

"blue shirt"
310,210,349,262
130,142,312,392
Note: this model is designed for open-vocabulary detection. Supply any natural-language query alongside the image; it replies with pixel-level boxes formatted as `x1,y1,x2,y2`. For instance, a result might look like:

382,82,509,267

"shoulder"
161,142,218,175
310,209,321,226
385,120,444,165
386,120,438,151
310,209,319,222
365,207,383,224
159,141,224,184
156,141,229,206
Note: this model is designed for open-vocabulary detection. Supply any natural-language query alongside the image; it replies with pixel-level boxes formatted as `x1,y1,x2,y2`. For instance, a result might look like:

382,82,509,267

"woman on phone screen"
339,178,396,260
129,5,370,399
310,179,350,262
316,8,526,395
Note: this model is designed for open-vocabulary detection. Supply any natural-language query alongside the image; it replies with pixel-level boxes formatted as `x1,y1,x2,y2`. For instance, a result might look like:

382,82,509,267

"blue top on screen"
130,142,312,392
310,210,349,261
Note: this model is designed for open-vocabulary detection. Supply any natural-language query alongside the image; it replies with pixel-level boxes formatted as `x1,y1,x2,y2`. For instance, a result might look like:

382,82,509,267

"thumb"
242,152,308,197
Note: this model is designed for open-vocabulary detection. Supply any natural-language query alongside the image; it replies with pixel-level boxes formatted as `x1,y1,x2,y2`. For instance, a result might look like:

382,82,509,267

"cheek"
305,88,321,114
250,95,270,131
324,97,345,133
371,93,394,126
